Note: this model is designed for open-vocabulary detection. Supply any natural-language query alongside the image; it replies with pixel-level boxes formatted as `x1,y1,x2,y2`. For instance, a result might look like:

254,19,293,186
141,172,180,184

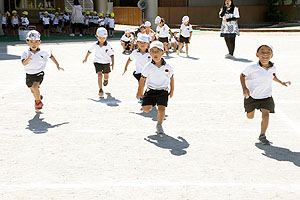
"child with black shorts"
21,30,64,111
240,44,291,145
177,16,193,57
155,16,173,56
137,41,174,136
1,11,8,36
120,28,135,54
42,11,50,36
82,27,114,97
11,10,19,36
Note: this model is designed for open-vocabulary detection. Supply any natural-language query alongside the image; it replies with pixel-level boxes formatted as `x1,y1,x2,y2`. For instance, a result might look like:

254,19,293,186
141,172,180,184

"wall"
188,0,268,6
113,7,142,25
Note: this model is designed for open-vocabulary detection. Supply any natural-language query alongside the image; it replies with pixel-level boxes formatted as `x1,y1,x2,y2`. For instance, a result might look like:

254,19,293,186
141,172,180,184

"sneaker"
258,135,271,145
225,54,233,58
103,80,108,86
40,95,43,100
69,33,75,37
166,51,169,56
35,100,43,111
177,50,180,55
156,123,165,137
186,53,189,57
79,34,82,37
98,88,104,97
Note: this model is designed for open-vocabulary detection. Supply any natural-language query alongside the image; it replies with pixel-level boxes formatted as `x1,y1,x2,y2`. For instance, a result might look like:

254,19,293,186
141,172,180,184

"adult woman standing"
219,0,240,58
70,0,83,36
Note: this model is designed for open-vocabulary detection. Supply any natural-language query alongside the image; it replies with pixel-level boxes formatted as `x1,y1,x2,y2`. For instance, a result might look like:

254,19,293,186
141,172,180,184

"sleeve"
219,7,226,18
189,24,193,32
120,34,125,41
129,51,136,61
165,24,170,31
242,65,252,77
141,65,150,78
180,24,183,32
169,65,174,78
234,7,240,18
88,44,95,53
21,51,28,61
107,44,114,56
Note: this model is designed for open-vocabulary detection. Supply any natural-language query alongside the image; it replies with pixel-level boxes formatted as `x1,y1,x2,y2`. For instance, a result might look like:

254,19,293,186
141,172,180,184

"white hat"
26,30,41,40
155,16,161,24
137,34,150,43
257,44,274,53
182,16,189,23
96,27,108,37
145,21,151,27
125,28,131,34
150,41,164,51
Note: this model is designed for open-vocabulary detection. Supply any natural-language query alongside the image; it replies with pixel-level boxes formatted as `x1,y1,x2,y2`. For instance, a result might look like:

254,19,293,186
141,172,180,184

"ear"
270,53,273,59
256,52,259,58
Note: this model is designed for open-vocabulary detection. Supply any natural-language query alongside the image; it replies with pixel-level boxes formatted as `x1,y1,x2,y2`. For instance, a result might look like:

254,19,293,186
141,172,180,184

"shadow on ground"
130,106,168,121
145,134,189,156
88,93,121,107
255,143,300,167
227,56,253,63
26,112,69,134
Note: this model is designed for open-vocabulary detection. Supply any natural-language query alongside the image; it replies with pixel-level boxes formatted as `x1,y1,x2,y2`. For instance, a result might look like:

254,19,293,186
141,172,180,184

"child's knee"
246,112,254,119
142,106,152,112
158,105,166,112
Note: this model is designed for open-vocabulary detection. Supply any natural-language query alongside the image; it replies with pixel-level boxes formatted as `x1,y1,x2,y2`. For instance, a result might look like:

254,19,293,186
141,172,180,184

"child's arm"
189,31,193,42
110,55,114,70
50,55,64,71
273,74,291,86
82,51,91,63
137,77,146,99
169,76,174,98
240,74,250,97
22,53,32,66
122,58,131,75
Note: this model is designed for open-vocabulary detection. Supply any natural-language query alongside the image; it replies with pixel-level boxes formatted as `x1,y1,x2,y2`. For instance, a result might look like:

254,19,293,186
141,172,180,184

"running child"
177,16,193,57
120,28,135,54
155,16,173,56
240,44,291,145
82,27,114,97
144,21,155,42
21,30,64,111
136,41,174,136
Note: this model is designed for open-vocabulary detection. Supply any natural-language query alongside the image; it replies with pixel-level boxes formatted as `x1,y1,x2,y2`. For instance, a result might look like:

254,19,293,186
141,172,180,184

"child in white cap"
120,28,135,54
42,11,50,37
177,16,193,57
21,30,64,111
123,34,151,103
240,44,291,145
82,27,114,97
137,41,174,136
154,16,173,56
144,21,155,42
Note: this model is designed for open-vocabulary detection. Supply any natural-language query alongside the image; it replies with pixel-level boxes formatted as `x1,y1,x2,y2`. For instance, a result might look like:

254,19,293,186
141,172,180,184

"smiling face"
26,40,41,51
96,36,107,44
256,45,273,66
150,47,164,63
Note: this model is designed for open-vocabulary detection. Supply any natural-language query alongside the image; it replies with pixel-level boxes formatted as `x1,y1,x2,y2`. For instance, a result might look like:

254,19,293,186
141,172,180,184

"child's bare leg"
185,43,189,55
103,73,109,80
260,109,270,135
142,105,152,113
157,105,166,124
30,82,41,100
164,42,169,52
97,72,103,89
246,110,255,119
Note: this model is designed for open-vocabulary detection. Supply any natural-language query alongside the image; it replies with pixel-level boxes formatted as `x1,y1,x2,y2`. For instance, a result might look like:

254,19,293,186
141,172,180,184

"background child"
108,12,115,37
120,28,135,54
136,41,174,136
42,11,50,37
240,44,291,145
11,10,19,36
21,30,64,111
144,21,155,42
82,27,114,97
155,16,173,56
21,11,29,29
52,12,59,33
63,9,71,34
1,11,8,36
177,16,193,57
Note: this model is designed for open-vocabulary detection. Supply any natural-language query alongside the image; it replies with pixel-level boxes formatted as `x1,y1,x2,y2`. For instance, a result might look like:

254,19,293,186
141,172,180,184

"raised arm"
273,74,291,86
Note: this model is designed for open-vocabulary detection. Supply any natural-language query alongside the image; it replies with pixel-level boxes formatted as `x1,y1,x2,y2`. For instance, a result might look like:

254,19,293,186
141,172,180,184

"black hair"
73,0,80,5
257,45,273,53
223,0,235,13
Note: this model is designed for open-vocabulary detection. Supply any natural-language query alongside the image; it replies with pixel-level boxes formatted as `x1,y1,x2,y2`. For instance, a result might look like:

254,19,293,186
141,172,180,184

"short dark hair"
74,0,80,5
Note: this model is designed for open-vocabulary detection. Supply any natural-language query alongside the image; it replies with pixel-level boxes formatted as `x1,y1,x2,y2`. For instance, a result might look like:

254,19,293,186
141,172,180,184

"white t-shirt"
121,34,135,43
108,18,115,28
63,14,70,21
129,50,151,74
21,17,29,26
39,12,44,20
104,17,109,25
242,62,276,99
142,59,174,90
156,24,170,38
50,13,55,21
12,16,19,25
53,17,59,25
93,16,99,24
2,16,7,25
21,49,52,74
180,23,193,38
43,16,50,24
98,18,105,26
88,42,114,64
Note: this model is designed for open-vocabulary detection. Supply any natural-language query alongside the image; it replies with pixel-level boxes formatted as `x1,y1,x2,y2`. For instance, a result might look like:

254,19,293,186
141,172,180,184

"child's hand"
169,90,174,98
57,66,64,71
136,92,142,100
243,88,250,97
27,53,32,61
82,58,87,63
281,81,291,87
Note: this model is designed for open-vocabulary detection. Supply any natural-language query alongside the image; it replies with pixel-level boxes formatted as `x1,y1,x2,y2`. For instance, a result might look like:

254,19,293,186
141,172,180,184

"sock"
157,122,162,126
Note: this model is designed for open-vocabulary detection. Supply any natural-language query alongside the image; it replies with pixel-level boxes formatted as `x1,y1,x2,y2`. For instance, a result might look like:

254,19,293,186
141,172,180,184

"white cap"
257,44,274,53
96,27,108,37
137,34,150,43
149,41,164,51
26,30,41,40
125,28,131,34
155,16,161,24
182,16,189,23
145,21,151,27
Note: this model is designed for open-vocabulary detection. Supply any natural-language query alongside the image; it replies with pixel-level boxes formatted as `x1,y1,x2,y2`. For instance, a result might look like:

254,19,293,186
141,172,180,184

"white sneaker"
69,33,75,37
225,54,233,58
79,34,82,37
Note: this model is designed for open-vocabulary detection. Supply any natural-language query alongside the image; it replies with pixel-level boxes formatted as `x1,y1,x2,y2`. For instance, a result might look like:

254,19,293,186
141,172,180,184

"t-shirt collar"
97,41,107,46
151,58,166,67
258,61,274,70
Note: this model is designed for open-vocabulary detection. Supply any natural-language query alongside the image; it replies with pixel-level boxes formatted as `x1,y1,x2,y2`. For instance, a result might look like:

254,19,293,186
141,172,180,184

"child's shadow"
255,143,300,167
26,112,69,134
145,134,189,156
88,93,121,107
130,106,168,121
228,56,253,63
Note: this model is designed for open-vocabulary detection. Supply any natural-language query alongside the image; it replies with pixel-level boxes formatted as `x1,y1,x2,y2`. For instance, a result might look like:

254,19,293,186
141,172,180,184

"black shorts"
2,24,7,29
26,71,44,88
108,27,114,31
94,63,111,74
53,24,58,28
64,21,70,26
12,24,19,29
142,89,169,107
44,24,50,29
133,71,141,81
83,24,89,29
179,35,190,43
244,96,275,113
159,37,168,43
